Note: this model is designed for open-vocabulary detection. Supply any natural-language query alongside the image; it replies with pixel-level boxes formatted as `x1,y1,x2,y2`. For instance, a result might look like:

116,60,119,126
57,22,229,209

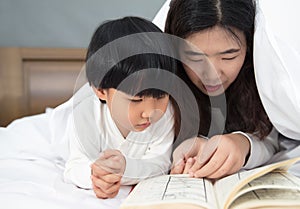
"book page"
213,157,300,209
229,188,300,209
120,174,218,209
228,172,300,209
235,172,300,198
213,166,273,208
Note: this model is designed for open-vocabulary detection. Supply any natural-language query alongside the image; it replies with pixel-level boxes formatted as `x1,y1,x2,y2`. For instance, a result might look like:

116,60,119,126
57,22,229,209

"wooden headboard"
0,47,87,127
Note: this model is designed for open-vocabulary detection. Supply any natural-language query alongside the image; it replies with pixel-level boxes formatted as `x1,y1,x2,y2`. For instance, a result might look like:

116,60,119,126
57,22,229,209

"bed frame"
0,47,87,127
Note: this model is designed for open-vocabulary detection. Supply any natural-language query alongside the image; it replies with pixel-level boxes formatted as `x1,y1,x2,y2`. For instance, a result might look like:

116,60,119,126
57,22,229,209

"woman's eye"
190,59,204,62
187,56,204,62
222,56,237,60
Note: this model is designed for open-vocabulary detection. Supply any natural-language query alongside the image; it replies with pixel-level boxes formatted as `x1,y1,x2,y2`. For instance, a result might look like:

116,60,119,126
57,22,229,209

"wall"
0,0,165,48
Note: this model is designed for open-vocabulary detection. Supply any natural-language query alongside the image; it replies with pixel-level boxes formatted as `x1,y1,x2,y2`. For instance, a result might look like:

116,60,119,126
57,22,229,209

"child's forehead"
115,89,133,96
114,89,166,98
109,88,138,97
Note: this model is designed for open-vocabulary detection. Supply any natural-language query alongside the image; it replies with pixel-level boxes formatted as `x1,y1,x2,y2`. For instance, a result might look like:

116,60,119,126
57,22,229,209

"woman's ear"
92,86,107,101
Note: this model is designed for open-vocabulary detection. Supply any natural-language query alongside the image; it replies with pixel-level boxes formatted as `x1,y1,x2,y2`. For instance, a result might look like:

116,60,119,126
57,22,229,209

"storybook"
120,157,300,209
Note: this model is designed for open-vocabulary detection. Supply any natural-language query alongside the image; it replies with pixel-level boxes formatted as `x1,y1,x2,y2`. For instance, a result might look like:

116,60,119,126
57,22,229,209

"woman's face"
181,26,247,96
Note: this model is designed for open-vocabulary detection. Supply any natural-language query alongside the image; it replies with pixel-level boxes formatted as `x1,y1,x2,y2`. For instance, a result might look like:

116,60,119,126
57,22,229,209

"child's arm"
64,134,94,189
63,114,98,189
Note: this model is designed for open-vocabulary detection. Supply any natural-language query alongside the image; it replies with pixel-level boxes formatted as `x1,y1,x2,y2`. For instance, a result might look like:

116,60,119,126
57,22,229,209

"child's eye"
130,98,143,103
157,95,167,100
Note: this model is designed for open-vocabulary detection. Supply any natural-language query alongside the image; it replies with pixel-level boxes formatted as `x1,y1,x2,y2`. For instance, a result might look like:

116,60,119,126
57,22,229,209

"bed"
2,0,300,207
0,47,131,209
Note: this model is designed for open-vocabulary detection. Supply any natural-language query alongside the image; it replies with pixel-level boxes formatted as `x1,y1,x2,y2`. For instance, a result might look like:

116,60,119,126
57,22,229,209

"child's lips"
137,122,151,128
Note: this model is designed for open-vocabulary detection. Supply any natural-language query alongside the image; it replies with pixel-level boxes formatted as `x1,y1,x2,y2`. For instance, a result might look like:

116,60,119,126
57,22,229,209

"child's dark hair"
85,16,177,103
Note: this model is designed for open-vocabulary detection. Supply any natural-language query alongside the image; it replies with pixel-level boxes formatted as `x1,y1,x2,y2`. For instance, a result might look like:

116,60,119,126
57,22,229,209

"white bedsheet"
0,110,131,209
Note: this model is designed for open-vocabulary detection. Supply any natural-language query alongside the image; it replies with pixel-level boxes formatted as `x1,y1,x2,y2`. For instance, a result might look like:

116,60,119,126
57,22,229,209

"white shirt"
51,84,174,189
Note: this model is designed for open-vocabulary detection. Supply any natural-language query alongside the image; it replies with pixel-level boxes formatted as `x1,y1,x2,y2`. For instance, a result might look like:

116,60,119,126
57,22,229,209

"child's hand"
96,149,126,175
189,133,250,179
91,149,126,199
91,165,122,198
170,137,206,174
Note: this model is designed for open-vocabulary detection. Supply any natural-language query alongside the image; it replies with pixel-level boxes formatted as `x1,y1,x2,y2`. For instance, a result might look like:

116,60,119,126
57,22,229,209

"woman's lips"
204,84,223,93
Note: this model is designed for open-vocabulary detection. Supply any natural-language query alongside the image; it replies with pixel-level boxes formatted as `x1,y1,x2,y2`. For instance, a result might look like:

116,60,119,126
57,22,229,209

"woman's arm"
242,128,279,169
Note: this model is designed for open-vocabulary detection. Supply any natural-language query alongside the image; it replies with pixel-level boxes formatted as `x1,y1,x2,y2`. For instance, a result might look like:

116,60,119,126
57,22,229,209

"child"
63,16,177,199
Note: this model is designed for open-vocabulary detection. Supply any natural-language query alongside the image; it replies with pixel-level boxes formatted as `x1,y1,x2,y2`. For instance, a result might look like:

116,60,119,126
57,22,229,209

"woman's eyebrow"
218,48,240,55
184,50,206,56
184,48,240,56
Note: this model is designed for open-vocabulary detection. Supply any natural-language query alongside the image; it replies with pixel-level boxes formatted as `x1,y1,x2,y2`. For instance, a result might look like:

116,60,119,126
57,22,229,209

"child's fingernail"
187,158,193,163
177,158,183,164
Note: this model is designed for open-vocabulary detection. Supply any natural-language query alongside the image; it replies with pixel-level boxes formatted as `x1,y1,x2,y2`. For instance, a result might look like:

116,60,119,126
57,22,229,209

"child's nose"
141,106,164,123
142,109,156,119
141,103,156,119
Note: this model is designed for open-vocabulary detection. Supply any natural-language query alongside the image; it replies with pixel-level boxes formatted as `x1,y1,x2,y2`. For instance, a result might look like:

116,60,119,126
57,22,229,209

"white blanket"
254,0,300,139
0,111,131,209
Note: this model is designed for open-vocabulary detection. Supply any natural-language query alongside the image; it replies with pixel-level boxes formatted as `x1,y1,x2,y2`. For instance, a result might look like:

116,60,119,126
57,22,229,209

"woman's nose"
202,59,222,83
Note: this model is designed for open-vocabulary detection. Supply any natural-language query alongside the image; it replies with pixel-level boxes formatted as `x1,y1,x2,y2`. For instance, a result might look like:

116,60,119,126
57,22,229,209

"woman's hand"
189,133,250,179
170,136,207,174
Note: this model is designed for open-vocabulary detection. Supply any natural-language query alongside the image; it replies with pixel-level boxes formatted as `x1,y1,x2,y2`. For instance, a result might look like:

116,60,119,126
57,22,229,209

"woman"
161,0,279,179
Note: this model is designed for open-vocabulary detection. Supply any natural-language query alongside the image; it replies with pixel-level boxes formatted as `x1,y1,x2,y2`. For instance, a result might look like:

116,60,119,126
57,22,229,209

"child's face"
181,25,247,96
95,88,169,138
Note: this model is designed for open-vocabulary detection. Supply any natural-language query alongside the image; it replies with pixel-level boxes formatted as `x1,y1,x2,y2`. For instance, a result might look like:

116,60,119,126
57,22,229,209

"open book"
120,157,300,209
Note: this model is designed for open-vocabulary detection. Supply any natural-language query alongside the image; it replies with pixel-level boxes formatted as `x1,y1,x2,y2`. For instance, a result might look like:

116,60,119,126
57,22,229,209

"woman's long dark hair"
165,0,272,139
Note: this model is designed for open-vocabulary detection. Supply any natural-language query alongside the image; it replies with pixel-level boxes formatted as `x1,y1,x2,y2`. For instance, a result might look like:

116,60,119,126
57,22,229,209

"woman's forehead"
184,26,246,54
